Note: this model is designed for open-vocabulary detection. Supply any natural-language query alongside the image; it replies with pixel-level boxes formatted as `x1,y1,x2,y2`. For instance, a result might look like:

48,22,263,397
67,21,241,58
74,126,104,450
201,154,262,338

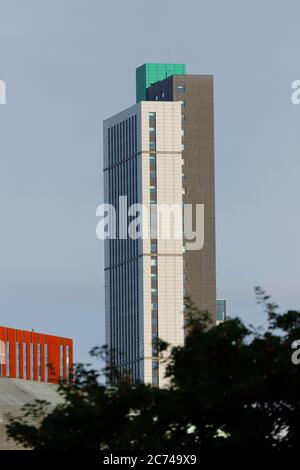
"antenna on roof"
166,50,171,78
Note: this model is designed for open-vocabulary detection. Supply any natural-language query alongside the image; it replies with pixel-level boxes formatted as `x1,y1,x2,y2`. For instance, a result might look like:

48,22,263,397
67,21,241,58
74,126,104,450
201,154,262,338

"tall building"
0,325,73,384
103,63,216,387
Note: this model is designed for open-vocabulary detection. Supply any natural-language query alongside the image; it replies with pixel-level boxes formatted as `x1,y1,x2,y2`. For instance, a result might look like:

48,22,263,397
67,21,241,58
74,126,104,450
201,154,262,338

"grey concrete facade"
0,378,62,449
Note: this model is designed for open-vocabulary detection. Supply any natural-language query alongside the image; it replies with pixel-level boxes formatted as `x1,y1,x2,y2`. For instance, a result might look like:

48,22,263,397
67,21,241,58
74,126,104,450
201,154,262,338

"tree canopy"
7,288,300,450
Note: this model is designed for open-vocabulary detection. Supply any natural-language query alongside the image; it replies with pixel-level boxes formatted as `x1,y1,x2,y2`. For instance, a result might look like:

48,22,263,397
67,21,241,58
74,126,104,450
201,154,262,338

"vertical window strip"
148,112,159,387
16,342,19,379
60,344,64,379
38,344,41,381
23,343,27,380
66,345,70,384
30,343,34,380
45,344,48,383
6,342,10,377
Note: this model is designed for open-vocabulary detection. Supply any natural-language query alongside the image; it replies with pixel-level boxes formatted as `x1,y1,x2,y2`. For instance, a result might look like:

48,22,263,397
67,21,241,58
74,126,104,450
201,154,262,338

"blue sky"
0,0,299,364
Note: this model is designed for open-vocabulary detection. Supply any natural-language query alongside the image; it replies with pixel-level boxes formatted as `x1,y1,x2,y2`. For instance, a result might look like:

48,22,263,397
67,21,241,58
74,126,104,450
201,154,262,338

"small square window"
181,114,185,121
181,129,186,136
180,100,186,107
177,85,185,92
149,127,156,134
161,91,165,98
149,112,156,118
149,142,156,150
151,258,157,266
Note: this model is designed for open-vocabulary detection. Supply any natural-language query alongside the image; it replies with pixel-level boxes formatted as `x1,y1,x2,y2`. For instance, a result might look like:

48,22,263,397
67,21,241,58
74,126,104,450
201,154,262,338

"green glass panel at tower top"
136,63,186,102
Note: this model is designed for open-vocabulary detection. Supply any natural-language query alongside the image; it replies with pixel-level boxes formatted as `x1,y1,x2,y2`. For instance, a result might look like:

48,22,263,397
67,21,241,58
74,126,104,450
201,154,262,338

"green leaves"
6,289,300,450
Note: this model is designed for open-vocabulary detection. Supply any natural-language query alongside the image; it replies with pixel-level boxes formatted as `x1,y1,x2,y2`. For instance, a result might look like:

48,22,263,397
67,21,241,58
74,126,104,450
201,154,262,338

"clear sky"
0,0,299,364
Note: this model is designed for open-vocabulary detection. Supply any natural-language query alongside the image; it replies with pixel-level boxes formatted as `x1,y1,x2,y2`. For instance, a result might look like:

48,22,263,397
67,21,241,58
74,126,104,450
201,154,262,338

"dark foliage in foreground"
7,288,300,450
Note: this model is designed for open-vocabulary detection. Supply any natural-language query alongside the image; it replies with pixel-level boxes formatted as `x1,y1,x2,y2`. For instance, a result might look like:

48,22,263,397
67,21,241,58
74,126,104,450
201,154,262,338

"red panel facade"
0,326,73,384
